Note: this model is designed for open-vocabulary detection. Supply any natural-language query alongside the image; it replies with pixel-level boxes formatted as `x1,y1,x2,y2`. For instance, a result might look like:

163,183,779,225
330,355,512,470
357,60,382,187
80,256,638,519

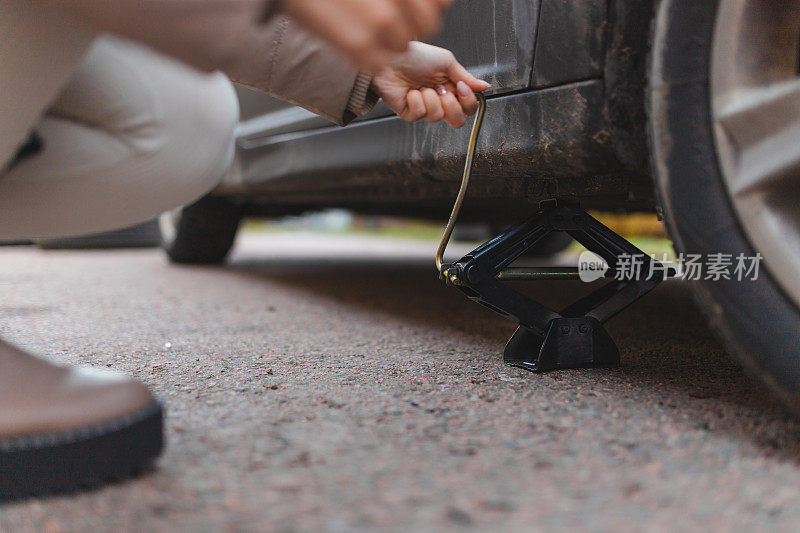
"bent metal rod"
435,93,582,282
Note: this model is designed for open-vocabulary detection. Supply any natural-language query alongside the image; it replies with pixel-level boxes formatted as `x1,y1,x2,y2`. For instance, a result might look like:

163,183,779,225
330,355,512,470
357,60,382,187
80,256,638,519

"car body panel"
532,0,606,87
432,0,540,91
224,0,657,219
238,0,542,135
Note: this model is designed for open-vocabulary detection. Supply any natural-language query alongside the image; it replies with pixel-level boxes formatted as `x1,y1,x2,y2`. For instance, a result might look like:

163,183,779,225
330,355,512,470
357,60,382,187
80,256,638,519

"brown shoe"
0,340,163,499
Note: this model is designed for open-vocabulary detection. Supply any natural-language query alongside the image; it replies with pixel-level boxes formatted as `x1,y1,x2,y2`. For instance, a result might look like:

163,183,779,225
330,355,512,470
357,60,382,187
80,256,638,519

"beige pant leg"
0,31,239,239
0,1,94,166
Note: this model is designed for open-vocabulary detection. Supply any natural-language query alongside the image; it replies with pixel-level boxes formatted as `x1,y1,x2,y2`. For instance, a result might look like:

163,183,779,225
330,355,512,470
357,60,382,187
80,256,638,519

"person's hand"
372,42,489,128
283,0,453,74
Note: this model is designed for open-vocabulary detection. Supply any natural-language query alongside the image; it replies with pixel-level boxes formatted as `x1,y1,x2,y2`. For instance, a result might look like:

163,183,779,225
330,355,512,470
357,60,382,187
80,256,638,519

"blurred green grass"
242,219,444,241
243,214,675,260
568,238,675,261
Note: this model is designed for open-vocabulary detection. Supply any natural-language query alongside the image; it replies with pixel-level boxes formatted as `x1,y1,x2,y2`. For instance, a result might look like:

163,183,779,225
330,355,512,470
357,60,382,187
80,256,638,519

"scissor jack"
436,95,670,372
440,200,670,371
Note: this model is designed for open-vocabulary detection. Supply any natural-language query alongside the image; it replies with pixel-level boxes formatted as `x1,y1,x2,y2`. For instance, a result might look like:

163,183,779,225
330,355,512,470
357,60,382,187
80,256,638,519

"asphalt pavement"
1,231,799,532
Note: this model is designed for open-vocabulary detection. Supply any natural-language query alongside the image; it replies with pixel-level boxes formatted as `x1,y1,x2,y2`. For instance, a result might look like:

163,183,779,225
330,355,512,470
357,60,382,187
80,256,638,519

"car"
159,1,800,414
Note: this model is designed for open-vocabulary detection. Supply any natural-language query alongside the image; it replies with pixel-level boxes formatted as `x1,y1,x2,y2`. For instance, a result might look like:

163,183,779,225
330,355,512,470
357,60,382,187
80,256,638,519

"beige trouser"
0,5,239,239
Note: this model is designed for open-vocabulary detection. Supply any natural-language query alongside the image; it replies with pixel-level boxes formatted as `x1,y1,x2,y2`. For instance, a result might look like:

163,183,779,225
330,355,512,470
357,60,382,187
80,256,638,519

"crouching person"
0,0,486,498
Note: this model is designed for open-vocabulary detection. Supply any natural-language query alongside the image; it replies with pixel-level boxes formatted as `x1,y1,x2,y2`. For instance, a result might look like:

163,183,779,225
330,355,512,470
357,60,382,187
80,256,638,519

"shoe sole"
0,402,163,501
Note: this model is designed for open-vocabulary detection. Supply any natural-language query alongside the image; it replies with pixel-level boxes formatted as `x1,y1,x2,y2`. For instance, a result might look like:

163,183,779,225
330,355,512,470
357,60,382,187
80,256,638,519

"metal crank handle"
436,92,487,274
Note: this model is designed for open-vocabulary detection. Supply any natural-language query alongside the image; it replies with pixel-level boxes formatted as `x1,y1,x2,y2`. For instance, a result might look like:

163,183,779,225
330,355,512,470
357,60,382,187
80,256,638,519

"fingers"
399,83,476,127
398,0,440,38
369,3,414,54
400,89,427,122
420,88,445,122
438,84,467,128
286,0,452,74
400,84,472,127
378,0,452,55
456,81,479,116
400,0,455,37
447,60,490,92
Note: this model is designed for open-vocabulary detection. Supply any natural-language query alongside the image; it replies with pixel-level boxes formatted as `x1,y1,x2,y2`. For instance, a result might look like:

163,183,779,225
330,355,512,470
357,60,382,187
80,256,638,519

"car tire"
648,0,800,412
159,196,241,265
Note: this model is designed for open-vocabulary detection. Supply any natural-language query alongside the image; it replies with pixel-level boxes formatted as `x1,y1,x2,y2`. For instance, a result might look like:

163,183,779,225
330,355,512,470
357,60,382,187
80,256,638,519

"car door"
432,0,539,92
237,1,541,135
233,0,620,207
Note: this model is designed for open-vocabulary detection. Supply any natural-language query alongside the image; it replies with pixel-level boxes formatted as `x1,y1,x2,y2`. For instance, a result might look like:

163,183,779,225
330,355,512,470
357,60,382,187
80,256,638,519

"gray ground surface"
1,232,799,532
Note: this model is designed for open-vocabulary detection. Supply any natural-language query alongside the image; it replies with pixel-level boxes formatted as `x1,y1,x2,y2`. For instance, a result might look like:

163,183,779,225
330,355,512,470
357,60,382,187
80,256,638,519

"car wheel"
159,196,241,265
649,0,800,412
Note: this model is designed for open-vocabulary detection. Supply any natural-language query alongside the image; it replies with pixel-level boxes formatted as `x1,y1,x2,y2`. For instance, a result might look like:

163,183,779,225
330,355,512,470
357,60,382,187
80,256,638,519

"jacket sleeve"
219,15,380,125
36,0,379,125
